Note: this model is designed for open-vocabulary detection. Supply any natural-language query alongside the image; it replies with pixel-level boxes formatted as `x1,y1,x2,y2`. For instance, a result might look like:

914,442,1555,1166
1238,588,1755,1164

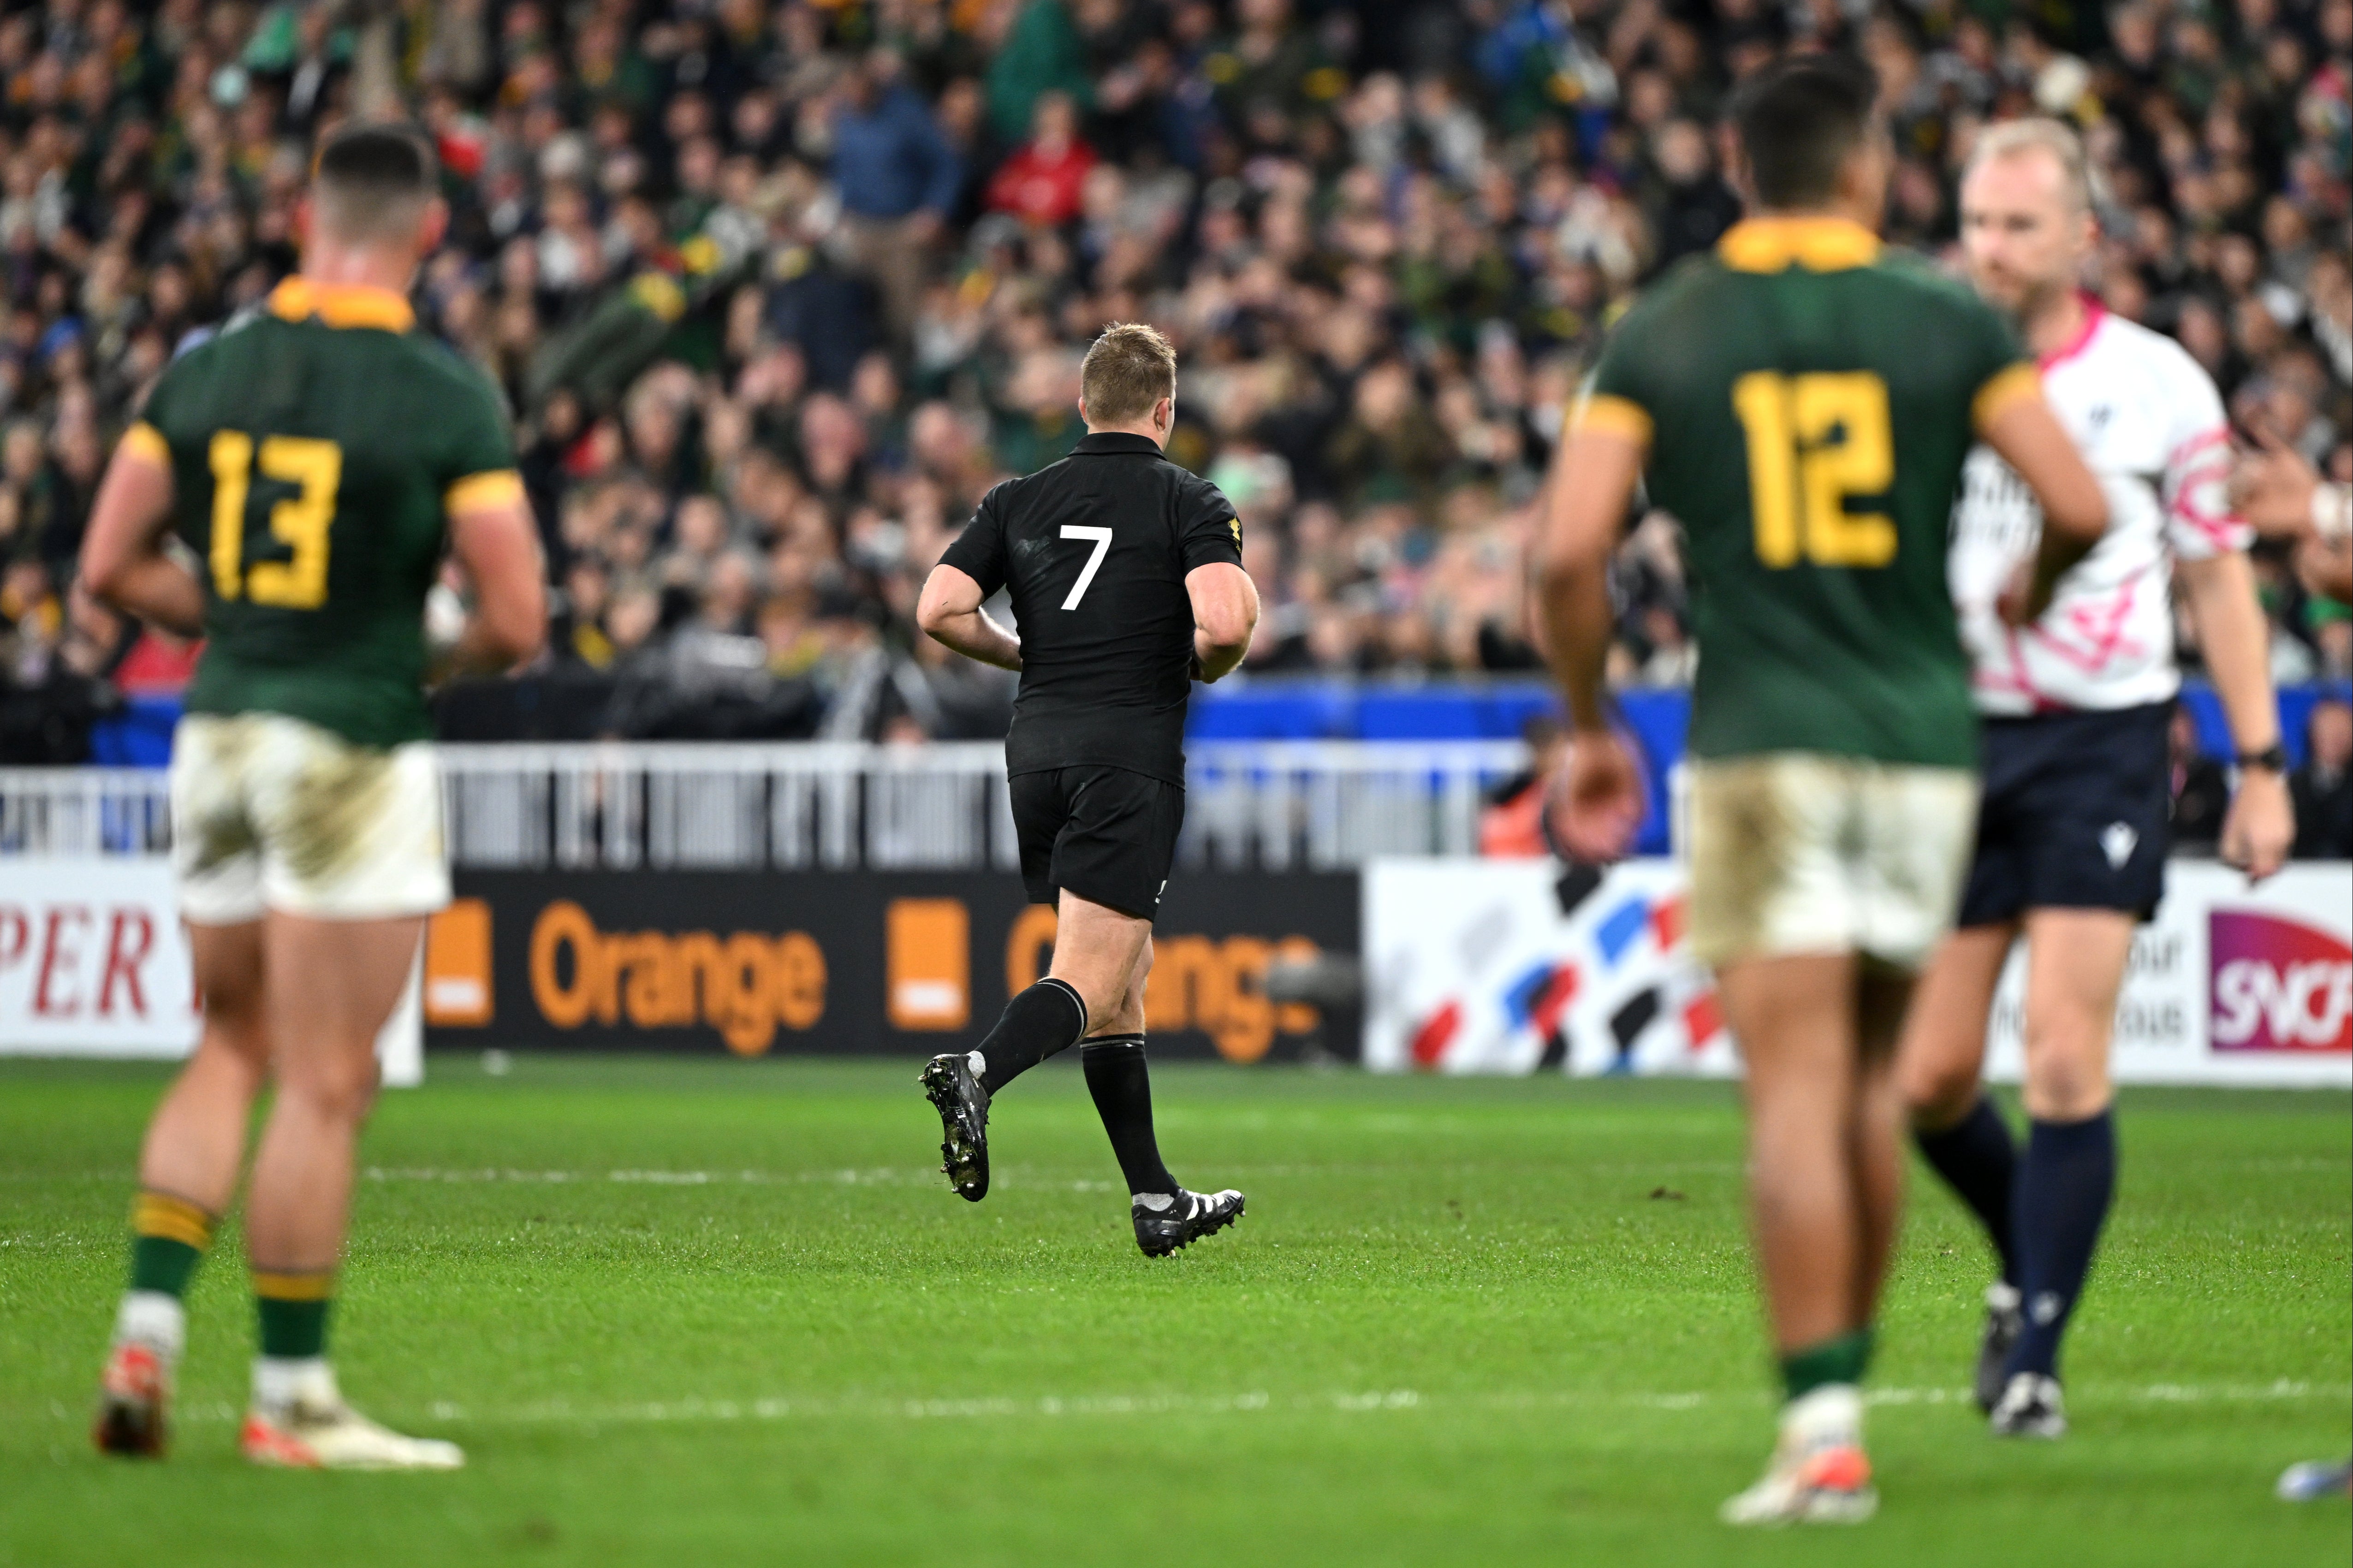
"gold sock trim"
131,1190,215,1251
250,1270,337,1302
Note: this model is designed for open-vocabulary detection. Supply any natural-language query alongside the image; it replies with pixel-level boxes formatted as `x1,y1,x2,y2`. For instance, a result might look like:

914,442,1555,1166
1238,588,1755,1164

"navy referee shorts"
1956,701,2173,928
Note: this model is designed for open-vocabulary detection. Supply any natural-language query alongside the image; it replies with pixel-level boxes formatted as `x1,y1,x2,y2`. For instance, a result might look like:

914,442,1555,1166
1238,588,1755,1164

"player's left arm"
1976,380,2109,622
2169,441,2293,881
79,422,204,638
1535,387,1647,862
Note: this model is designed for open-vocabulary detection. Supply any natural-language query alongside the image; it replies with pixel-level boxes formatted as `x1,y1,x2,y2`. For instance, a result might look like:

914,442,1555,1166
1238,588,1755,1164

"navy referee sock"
972,978,1090,1096
1914,1095,2020,1285
2007,1110,2116,1380
1081,1034,1178,1198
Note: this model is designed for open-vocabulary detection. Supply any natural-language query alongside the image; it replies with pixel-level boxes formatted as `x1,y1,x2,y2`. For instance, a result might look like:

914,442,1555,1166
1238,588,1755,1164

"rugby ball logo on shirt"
2210,911,2353,1053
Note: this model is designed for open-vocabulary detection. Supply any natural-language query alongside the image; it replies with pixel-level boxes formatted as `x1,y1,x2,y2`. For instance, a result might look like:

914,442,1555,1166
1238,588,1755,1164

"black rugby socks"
1914,1095,2020,1284
1081,1034,1178,1197
2008,1110,2116,1379
972,978,1090,1096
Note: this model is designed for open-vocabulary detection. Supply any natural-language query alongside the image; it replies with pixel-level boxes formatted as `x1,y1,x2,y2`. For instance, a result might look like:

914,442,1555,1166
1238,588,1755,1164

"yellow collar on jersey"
267,277,416,332
1717,217,1882,273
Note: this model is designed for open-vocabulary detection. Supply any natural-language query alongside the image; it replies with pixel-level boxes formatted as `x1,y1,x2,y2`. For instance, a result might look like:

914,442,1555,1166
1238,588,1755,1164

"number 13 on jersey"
208,430,343,608
1732,371,1896,570
1060,524,1112,609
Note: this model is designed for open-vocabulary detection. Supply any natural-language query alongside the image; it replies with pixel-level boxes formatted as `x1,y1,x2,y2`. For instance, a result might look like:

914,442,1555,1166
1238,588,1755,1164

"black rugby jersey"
939,432,1243,784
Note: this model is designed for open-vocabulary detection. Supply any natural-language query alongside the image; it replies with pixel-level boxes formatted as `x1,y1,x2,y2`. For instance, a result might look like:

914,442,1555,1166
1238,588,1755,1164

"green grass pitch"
1,1056,2346,1567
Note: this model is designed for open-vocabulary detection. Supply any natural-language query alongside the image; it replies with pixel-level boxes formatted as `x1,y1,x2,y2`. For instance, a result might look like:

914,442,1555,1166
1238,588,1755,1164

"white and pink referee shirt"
1948,298,2250,716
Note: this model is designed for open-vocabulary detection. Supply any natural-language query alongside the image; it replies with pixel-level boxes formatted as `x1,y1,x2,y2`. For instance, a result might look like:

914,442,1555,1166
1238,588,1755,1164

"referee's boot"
1973,1283,2026,1413
921,1051,992,1202
1131,1188,1245,1258
1989,1372,2067,1439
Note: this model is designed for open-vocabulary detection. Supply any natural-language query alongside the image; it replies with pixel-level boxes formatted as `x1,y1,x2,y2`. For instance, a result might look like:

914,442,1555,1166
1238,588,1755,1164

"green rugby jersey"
125,277,520,748
1574,217,2037,769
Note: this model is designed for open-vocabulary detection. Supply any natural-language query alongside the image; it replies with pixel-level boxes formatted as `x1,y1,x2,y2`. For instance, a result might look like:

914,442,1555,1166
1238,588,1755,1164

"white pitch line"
142,1380,2342,1429
362,1167,899,1186
359,1167,1123,1193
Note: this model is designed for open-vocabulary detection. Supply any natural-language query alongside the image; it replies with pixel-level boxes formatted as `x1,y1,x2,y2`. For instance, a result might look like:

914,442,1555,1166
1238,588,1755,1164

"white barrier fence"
2,741,1531,872
1362,858,2353,1088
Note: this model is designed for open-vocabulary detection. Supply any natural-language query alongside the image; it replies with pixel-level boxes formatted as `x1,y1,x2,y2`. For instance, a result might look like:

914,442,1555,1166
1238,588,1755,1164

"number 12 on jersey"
1059,525,1112,609
1731,371,1896,570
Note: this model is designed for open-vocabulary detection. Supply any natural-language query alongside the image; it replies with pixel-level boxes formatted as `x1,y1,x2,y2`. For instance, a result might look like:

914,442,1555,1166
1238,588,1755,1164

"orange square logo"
887,899,969,1031
424,898,493,1027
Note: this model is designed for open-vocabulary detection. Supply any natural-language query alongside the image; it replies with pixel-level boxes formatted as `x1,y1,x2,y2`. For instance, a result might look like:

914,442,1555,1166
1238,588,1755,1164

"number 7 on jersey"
1059,525,1113,609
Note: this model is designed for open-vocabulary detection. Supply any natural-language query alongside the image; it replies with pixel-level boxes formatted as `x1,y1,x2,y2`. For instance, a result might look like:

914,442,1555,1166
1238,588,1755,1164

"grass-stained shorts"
1685,753,1979,973
170,712,451,925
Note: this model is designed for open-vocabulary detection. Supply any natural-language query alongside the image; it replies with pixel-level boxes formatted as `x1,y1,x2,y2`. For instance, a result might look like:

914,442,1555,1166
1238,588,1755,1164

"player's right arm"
436,369,547,676
79,421,204,639
1973,369,2109,624
1176,479,1256,682
2233,425,2353,601
1185,562,1258,682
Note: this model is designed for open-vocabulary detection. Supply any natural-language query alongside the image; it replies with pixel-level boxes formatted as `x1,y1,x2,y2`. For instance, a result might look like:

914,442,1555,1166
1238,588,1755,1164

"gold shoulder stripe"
267,277,416,332
446,469,526,513
118,422,171,468
251,1269,337,1302
1971,362,2043,432
1568,392,1654,449
1717,217,1882,273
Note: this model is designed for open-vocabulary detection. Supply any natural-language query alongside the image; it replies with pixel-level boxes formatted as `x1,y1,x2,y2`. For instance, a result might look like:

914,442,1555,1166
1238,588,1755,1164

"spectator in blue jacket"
831,48,963,344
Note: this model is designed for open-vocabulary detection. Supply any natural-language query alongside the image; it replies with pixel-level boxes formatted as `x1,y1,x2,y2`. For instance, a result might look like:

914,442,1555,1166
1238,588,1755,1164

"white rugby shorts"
1685,753,1979,973
170,713,451,925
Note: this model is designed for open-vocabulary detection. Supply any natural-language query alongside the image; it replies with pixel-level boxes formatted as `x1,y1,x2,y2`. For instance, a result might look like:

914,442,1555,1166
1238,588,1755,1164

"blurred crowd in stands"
0,0,2345,792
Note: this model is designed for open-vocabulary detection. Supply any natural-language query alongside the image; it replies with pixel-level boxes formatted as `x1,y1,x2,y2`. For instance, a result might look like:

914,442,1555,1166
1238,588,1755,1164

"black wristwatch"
2236,742,2288,774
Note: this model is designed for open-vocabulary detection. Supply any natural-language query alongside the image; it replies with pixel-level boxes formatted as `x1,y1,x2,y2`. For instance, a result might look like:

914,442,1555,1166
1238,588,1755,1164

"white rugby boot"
1720,1384,1878,1526
241,1360,463,1471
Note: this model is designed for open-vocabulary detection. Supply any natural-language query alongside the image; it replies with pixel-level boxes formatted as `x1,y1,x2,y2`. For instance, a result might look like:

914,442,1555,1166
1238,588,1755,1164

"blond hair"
1079,322,1177,424
1968,117,2097,214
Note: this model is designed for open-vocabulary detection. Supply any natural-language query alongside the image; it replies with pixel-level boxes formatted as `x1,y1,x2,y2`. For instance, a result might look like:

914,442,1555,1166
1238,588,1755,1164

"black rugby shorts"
1008,765,1184,920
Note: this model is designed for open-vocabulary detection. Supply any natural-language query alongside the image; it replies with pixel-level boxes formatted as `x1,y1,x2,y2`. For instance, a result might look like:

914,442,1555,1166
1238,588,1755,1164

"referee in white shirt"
1896,119,2296,1439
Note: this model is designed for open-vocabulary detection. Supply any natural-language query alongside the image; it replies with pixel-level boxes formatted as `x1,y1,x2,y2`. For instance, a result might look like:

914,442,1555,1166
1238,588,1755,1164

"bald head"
1966,118,2095,214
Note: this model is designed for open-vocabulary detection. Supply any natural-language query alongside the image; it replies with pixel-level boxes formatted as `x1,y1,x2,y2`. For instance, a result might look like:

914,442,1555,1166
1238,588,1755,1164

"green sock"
1780,1328,1876,1402
253,1272,334,1360
127,1191,215,1299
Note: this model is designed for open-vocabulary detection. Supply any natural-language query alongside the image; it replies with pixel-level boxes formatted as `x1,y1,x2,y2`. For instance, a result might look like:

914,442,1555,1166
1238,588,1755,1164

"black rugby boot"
1131,1188,1245,1257
921,1052,992,1202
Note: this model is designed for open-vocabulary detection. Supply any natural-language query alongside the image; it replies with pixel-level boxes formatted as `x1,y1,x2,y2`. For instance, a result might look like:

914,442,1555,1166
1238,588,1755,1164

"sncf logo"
2210,911,2353,1054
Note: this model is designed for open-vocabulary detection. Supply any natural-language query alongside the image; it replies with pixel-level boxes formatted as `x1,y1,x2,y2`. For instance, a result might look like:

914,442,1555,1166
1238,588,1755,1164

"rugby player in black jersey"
913,322,1259,1257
